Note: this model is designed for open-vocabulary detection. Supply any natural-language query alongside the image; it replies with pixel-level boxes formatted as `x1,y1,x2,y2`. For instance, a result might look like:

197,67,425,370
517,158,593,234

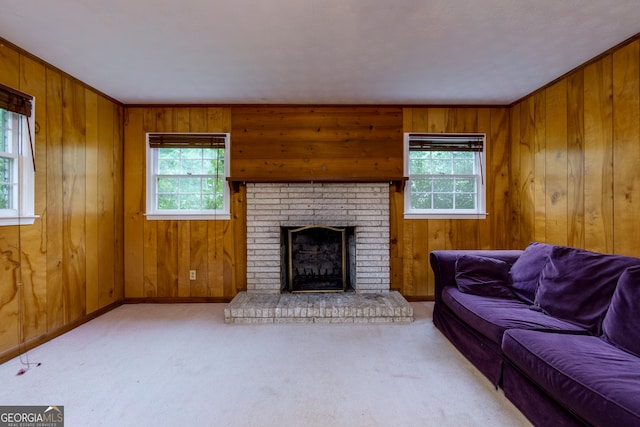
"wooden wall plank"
488,108,511,248
567,70,585,248
584,55,614,253
544,80,569,246
532,92,547,243
62,77,87,322
123,108,145,297
45,69,65,331
97,96,117,307
612,40,640,257
519,97,535,246
113,105,125,302
510,104,522,248
85,90,99,314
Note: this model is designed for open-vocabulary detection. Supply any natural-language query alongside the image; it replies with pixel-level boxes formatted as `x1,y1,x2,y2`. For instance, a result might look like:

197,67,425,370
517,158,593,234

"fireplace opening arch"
284,225,355,293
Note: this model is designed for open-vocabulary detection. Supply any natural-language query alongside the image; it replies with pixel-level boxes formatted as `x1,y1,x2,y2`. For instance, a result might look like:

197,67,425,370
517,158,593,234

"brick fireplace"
224,181,413,323
245,182,391,294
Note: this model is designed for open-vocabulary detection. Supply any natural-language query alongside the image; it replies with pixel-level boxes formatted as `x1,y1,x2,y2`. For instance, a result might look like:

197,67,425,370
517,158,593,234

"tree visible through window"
146,133,229,219
404,133,486,219
0,108,18,210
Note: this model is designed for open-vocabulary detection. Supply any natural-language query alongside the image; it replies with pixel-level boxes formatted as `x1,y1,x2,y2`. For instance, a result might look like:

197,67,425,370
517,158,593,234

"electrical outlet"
189,270,196,280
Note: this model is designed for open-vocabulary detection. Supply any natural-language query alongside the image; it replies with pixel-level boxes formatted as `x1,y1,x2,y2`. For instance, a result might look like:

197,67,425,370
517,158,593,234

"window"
0,84,35,226
146,133,230,220
404,133,486,219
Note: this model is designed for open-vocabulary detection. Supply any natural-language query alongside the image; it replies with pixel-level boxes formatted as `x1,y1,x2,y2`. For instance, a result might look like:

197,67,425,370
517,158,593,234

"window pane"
456,193,475,209
453,159,474,174
180,194,201,210
205,159,223,175
0,184,11,209
158,194,178,210
411,193,431,209
431,159,451,174
181,159,202,175
411,178,432,193
158,158,179,174
157,177,178,193
203,193,223,210
433,193,453,209
180,177,201,193
182,148,202,159
409,158,429,174
158,148,179,159
455,178,475,193
432,178,454,193
0,158,12,182
0,110,11,153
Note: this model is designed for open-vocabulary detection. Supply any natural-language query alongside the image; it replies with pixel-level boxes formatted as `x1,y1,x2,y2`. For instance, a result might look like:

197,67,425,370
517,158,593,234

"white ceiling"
2,0,639,105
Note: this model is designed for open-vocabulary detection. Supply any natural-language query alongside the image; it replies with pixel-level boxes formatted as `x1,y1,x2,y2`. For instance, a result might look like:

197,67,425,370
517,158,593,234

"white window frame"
0,106,36,226
145,132,230,220
404,133,487,219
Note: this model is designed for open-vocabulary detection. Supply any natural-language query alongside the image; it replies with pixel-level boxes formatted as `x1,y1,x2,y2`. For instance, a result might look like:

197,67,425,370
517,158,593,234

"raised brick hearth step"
224,291,413,324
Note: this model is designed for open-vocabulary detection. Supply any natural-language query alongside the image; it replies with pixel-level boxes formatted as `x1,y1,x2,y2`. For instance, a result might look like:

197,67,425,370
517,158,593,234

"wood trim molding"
228,177,408,193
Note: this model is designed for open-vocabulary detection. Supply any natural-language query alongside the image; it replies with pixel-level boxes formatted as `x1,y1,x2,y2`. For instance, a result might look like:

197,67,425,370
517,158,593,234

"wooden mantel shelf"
227,177,408,193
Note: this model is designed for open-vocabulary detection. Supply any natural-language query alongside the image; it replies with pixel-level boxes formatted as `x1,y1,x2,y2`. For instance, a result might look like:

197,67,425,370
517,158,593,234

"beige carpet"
0,302,531,427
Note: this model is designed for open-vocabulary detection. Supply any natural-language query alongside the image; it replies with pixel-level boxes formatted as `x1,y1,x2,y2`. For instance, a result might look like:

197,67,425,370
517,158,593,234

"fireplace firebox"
283,225,354,293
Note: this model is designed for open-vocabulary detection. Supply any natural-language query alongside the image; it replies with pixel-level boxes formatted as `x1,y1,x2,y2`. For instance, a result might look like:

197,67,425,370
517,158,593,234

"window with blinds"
145,132,230,220
404,133,486,219
0,83,36,226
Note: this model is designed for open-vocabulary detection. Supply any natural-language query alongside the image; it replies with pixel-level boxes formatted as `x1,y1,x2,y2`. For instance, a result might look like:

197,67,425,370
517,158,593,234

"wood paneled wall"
510,38,640,257
397,107,511,297
0,41,124,359
123,106,510,299
230,107,403,180
123,107,244,299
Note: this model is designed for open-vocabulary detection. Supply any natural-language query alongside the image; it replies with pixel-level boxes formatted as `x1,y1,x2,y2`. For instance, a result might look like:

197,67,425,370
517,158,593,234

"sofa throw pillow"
455,255,516,299
535,245,640,335
603,265,640,357
508,242,554,303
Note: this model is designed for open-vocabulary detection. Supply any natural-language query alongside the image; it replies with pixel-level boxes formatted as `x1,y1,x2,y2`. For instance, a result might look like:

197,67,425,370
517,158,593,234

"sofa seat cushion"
442,287,586,345
503,329,640,427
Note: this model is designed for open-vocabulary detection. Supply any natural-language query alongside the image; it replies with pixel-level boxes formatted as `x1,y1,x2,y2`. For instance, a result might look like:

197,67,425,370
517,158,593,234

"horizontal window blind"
148,133,226,149
0,83,33,117
408,133,483,152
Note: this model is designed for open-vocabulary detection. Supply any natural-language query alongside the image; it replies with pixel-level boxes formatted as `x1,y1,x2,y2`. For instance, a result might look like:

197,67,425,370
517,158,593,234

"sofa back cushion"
535,245,640,335
455,255,516,299
508,242,554,303
603,265,640,357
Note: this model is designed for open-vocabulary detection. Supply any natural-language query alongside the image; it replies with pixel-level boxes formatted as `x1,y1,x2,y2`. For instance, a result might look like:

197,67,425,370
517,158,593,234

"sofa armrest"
430,250,523,305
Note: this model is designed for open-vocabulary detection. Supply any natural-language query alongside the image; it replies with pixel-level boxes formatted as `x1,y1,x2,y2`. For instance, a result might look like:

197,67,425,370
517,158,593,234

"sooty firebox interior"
282,225,355,293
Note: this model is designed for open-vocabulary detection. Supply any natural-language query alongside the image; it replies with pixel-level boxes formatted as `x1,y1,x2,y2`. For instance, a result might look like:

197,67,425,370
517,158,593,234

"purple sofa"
430,243,640,427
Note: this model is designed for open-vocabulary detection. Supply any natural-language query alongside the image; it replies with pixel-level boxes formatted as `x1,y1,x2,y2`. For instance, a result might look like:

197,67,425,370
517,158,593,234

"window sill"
404,212,487,220
145,213,231,221
0,215,39,226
